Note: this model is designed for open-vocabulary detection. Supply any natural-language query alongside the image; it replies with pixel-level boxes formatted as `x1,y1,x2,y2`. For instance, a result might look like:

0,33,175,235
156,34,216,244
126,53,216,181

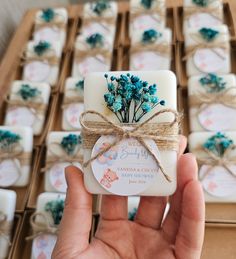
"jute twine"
80,109,180,182
26,212,58,241
131,5,165,20
35,12,66,31
62,91,84,110
0,212,12,245
74,48,111,64
184,5,222,20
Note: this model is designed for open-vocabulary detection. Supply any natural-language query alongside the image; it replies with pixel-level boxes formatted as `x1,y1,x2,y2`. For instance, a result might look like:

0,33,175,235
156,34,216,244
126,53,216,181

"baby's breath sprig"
192,0,208,7
17,84,41,101
45,199,65,225
199,73,226,93
93,0,110,16
141,0,154,9
104,73,165,123
0,130,21,150
60,134,82,156
33,41,51,56
41,8,55,22
199,28,219,42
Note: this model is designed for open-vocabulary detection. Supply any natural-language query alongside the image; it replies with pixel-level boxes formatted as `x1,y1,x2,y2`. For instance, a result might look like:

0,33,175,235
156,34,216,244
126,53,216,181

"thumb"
52,166,93,258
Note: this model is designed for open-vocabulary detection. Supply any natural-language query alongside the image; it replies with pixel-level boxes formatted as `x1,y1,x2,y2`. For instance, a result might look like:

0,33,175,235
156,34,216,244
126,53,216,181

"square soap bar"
62,77,84,131
31,192,66,259
44,131,83,193
0,126,33,188
188,73,236,132
33,8,68,53
22,41,62,86
189,131,236,202
4,81,51,136
0,189,16,259
130,28,172,71
183,0,223,34
83,70,178,196
185,25,231,77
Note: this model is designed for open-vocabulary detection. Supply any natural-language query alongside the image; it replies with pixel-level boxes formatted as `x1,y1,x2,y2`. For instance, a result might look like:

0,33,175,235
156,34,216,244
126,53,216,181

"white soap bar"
31,192,66,259
183,0,223,34
130,0,165,13
0,189,16,259
4,80,51,136
189,131,236,202
0,126,33,187
83,1,118,21
130,28,172,71
185,26,231,77
62,77,84,131
128,196,140,220
22,41,62,86
188,73,236,132
83,71,178,196
33,8,68,53
44,131,83,193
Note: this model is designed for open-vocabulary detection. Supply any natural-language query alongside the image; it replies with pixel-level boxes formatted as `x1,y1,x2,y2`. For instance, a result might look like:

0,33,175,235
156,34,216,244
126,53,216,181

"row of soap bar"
129,0,172,71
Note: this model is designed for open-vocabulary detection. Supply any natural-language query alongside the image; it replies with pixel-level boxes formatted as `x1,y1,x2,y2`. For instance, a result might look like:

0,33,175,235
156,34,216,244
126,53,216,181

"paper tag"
193,48,225,73
91,135,160,195
132,15,160,31
65,103,84,129
49,162,82,192
200,165,236,197
34,27,61,43
198,104,236,131
24,61,51,82
131,51,168,70
32,234,57,259
78,56,110,77
6,107,36,127
188,13,222,29
0,159,19,187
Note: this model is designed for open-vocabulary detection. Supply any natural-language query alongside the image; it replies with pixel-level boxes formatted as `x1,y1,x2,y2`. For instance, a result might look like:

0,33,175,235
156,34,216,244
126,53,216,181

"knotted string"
0,212,12,245
131,4,165,20
80,109,180,182
26,212,59,241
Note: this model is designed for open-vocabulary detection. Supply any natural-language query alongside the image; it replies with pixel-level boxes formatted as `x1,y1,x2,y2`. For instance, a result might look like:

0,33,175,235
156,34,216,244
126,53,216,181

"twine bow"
80,109,180,182
0,212,12,245
184,5,222,20
197,146,236,181
26,212,59,241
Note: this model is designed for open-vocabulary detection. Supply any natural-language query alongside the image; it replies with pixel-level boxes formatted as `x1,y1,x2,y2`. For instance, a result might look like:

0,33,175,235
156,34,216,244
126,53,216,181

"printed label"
49,162,82,192
0,159,20,187
91,135,160,195
200,164,236,197
198,104,236,131
132,15,161,31
32,234,57,259
24,61,51,82
6,107,36,127
34,27,61,44
189,13,222,29
65,103,84,129
193,48,225,73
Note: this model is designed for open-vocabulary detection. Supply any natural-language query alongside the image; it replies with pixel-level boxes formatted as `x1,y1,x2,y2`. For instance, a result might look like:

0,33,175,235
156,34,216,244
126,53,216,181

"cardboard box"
175,3,236,42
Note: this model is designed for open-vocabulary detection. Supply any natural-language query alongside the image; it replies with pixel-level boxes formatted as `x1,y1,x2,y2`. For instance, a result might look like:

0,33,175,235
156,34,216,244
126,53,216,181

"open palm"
53,137,205,259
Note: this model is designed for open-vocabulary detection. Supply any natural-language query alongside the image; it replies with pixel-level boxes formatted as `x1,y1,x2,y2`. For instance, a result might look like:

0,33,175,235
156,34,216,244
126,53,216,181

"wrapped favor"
83,0,118,23
184,25,231,77
189,132,236,202
81,71,180,196
22,41,62,86
4,81,51,136
0,126,33,188
183,0,223,34
0,189,16,259
129,0,166,39
62,77,84,130
72,33,112,78
130,28,172,70
27,192,65,259
43,132,83,193
33,8,68,52
188,73,236,132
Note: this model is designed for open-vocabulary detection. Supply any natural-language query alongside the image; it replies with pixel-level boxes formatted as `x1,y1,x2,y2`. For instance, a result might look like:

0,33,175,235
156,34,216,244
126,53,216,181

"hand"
52,136,205,259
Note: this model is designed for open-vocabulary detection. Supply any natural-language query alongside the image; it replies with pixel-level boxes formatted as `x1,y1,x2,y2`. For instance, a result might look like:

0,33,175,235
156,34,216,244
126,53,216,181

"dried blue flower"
0,130,21,150
203,132,234,157
45,199,65,225
34,41,51,56
17,84,41,101
148,84,157,95
60,134,82,156
192,0,208,7
128,208,137,221
141,102,151,113
199,73,226,93
141,0,154,9
86,33,104,49
104,93,115,106
93,0,110,16
142,29,162,44
75,80,84,91
199,28,219,42
41,8,55,22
